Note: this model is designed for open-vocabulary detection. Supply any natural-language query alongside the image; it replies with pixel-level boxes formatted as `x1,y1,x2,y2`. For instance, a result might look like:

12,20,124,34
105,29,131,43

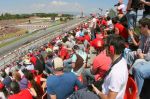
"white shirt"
102,58,128,99
75,31,80,37
107,20,114,29
89,18,97,29
118,4,126,14
26,64,34,71
0,92,6,99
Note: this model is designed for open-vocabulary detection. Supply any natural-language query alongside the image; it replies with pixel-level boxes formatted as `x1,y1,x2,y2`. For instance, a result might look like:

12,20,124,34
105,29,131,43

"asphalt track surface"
0,18,85,57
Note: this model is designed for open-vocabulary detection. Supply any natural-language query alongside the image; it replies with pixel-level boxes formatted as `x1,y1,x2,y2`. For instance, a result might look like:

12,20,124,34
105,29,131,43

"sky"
0,0,128,14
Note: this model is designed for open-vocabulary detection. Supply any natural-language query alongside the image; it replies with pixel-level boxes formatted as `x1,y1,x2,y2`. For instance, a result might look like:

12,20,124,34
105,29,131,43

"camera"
87,84,93,91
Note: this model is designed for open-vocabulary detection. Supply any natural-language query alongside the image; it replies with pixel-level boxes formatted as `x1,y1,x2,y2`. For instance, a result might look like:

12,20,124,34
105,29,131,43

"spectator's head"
80,28,83,32
24,70,42,97
119,0,123,4
106,34,125,58
10,81,20,94
1,72,7,78
12,71,21,81
84,31,88,35
112,17,119,24
50,41,56,46
53,57,64,71
72,45,80,53
57,42,63,49
47,52,54,59
62,37,68,43
139,18,150,35
25,71,34,81
106,16,111,21
23,59,32,66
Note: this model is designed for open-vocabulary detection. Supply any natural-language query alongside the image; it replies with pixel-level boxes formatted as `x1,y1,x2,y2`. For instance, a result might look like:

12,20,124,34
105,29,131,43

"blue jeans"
132,59,150,95
126,10,137,30
124,49,137,66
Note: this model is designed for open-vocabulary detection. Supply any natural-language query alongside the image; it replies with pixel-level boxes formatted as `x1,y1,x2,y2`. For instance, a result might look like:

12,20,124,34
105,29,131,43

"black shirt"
144,0,150,14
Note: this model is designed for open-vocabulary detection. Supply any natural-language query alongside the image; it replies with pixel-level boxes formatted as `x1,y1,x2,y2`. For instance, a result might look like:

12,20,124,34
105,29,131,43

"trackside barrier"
0,18,88,70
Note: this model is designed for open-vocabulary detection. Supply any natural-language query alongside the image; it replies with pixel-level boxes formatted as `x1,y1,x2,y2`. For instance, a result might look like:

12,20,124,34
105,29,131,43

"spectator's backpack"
73,54,84,72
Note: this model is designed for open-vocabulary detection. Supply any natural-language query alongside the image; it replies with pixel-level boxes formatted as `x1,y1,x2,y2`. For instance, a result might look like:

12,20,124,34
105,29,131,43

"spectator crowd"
0,0,149,99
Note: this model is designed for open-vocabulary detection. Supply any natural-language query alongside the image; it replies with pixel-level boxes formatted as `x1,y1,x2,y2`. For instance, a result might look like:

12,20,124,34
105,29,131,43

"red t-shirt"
101,19,107,26
97,19,101,26
84,34,90,42
30,56,37,66
92,50,112,81
35,74,43,86
59,46,70,60
8,89,33,99
115,23,128,40
28,82,32,89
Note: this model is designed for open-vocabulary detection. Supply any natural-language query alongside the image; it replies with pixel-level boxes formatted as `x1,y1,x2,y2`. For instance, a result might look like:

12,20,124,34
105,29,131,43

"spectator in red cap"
112,17,128,41
82,40,112,84
57,42,70,60
90,38,105,54
84,32,90,42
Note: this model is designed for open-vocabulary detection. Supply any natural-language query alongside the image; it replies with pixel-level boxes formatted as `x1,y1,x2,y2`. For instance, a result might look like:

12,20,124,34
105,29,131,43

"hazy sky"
0,0,128,14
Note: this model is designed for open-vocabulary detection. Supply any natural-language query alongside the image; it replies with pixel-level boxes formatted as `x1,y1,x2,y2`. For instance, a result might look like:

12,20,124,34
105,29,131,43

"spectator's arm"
92,84,118,99
140,0,150,6
129,32,139,46
126,0,132,11
49,94,56,99
72,62,76,68
30,87,37,97
114,27,119,35
47,85,56,99
42,81,46,91
40,78,47,82
71,54,77,68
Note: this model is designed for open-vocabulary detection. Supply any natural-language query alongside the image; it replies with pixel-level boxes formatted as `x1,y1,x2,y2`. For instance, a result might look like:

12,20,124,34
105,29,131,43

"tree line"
0,13,73,20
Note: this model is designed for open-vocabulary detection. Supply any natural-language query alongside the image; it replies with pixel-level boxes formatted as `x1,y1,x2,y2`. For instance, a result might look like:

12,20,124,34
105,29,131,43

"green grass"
0,30,28,41
0,37,21,48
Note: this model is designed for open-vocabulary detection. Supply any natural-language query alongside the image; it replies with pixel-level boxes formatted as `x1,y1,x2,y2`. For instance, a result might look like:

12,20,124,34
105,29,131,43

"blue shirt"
47,72,83,99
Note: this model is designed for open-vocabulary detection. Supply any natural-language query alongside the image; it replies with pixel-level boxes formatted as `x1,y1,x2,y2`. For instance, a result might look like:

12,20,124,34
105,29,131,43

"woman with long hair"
24,70,43,99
